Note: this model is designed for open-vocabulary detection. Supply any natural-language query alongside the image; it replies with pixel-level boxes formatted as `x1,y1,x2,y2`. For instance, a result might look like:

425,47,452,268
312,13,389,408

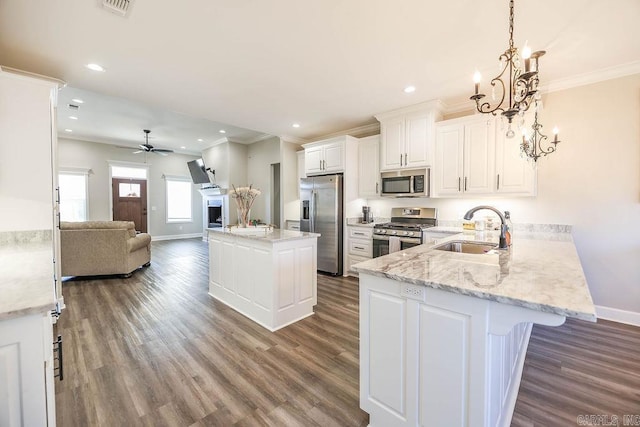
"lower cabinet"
0,312,57,426
359,273,563,427
346,225,373,277
208,231,318,331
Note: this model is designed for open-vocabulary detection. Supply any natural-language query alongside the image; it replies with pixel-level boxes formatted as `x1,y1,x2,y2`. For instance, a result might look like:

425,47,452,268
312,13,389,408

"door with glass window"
112,178,147,232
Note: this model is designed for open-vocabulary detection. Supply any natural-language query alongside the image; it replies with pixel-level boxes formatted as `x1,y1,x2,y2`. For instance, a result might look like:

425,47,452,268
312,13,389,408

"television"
187,158,211,184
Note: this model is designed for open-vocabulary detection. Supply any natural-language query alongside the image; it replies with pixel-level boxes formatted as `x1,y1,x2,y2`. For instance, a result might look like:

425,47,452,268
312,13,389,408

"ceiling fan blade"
133,150,144,154
138,144,149,151
153,151,169,156
152,148,174,153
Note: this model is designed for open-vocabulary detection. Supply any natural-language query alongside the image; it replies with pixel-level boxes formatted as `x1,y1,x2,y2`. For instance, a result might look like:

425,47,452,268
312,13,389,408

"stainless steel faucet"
463,205,509,249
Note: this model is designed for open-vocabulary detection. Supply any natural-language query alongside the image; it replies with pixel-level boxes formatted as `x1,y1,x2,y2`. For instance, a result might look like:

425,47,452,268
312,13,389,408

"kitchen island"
353,228,596,427
207,227,320,331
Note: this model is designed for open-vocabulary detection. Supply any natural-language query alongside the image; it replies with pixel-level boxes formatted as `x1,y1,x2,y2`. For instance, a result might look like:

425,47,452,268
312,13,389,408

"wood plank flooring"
55,238,640,426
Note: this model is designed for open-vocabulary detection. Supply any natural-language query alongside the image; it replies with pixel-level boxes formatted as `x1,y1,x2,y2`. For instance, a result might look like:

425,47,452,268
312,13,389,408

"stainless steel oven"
372,235,422,258
372,207,437,258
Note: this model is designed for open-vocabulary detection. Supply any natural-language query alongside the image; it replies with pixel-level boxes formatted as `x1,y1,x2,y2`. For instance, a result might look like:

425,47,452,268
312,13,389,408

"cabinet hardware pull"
497,174,500,190
464,177,468,192
376,182,378,194
354,246,365,250
53,335,64,381
319,159,322,170
458,177,461,192
56,212,61,229
355,232,364,236
400,154,403,166
56,186,60,204
404,153,407,165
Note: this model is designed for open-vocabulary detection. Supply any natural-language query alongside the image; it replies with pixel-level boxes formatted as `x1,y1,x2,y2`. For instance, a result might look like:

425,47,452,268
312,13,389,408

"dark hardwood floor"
55,238,640,426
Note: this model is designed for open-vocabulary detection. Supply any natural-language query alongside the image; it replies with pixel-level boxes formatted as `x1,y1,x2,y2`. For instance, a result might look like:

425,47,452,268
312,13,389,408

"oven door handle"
373,235,422,244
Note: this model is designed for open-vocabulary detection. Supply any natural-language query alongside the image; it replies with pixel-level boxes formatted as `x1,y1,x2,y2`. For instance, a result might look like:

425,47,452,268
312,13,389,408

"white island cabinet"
354,229,596,427
208,228,320,331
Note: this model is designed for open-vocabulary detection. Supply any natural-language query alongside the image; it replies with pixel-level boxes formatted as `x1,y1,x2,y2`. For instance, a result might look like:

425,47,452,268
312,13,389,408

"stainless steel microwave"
380,168,430,197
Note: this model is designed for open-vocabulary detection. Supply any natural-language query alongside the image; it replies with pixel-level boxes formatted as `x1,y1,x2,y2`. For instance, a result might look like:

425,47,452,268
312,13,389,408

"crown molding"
542,60,640,94
374,99,445,121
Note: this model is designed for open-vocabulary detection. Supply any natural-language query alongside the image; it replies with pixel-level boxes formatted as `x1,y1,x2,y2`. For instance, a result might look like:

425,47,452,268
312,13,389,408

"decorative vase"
237,208,251,227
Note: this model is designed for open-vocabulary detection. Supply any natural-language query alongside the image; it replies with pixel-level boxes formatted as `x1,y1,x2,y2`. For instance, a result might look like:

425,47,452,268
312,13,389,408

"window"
59,172,88,221
166,176,192,223
111,165,147,179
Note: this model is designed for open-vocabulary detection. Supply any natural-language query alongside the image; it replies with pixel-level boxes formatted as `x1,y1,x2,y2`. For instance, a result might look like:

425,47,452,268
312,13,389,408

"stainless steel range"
372,207,437,258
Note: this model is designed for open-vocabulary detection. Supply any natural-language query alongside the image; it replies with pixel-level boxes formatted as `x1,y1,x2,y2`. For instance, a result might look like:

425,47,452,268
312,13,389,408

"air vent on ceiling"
101,0,134,17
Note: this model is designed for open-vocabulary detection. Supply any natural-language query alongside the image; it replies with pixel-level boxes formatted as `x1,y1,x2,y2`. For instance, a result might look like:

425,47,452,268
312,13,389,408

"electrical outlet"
402,284,424,300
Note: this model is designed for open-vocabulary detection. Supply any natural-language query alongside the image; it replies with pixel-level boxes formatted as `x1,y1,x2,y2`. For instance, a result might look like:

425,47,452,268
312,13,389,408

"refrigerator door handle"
309,189,316,232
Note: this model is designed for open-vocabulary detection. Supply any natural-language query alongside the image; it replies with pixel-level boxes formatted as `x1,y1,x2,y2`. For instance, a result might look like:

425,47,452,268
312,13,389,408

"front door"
112,178,147,232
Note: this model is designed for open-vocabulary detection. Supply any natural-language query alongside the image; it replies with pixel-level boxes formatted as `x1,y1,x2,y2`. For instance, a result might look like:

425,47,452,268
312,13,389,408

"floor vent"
101,0,134,17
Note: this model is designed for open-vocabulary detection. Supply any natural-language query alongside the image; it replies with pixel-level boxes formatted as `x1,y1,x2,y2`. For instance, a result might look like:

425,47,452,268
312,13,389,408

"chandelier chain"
508,0,514,49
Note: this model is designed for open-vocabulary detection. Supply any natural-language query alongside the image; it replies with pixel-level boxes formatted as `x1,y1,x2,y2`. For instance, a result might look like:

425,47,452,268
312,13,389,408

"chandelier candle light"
470,0,561,156
230,184,261,227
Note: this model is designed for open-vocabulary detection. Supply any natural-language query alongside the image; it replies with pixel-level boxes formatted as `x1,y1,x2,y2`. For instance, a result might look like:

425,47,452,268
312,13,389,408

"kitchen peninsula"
353,228,596,427
207,227,320,331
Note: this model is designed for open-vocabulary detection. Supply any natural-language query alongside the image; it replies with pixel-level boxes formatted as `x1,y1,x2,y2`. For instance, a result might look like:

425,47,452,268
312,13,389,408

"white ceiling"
1,0,639,152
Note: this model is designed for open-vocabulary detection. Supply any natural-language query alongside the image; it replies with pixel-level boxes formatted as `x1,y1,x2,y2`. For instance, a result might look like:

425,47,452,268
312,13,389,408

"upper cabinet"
494,124,537,196
303,137,346,175
375,101,443,171
358,135,380,197
432,114,536,198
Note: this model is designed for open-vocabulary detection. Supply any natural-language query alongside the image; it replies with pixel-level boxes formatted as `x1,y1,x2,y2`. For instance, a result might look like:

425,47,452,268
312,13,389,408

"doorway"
112,178,147,232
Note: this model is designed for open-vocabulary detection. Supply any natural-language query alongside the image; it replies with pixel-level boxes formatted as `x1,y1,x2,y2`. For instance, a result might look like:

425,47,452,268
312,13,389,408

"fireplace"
206,198,224,228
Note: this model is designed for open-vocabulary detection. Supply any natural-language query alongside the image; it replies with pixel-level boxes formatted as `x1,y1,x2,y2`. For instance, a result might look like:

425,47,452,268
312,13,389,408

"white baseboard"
595,305,640,327
151,233,204,241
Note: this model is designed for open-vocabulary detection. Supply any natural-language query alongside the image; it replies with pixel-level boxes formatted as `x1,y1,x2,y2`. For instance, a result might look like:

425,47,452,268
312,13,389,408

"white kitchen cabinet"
376,101,443,171
494,125,537,196
0,312,57,427
346,225,373,277
433,115,495,197
208,229,318,331
360,273,565,427
358,135,380,197
303,137,346,175
433,114,536,198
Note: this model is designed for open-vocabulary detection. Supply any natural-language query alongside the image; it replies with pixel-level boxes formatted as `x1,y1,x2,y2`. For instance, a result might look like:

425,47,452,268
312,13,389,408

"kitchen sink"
433,240,498,254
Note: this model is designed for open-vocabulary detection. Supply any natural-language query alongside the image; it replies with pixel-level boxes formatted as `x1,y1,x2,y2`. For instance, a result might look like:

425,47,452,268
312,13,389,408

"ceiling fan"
134,129,174,156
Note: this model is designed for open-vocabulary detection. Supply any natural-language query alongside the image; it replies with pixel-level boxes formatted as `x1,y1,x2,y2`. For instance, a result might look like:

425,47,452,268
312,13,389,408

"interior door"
112,178,147,232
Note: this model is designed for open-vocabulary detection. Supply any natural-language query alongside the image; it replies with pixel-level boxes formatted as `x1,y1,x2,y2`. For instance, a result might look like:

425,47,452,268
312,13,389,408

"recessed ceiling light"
71,98,84,104
197,138,203,142
64,129,73,132
86,63,105,72
69,116,78,120
180,146,186,149
404,85,416,93
219,130,226,134
292,123,300,128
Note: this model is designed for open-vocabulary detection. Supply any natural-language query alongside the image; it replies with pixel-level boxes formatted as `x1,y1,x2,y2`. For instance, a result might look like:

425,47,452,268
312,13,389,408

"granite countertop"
0,235,57,320
208,227,320,243
352,228,596,322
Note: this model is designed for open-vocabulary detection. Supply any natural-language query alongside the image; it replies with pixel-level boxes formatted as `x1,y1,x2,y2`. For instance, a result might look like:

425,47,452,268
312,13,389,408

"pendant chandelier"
470,0,552,140
520,101,560,162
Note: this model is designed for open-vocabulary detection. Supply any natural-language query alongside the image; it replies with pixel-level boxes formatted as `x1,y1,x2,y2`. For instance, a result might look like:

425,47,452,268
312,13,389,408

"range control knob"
407,231,414,237
376,229,385,234
401,231,409,236
391,230,397,235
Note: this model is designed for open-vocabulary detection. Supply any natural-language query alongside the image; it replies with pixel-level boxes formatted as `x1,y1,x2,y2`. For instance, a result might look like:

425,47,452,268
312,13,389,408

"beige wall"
58,138,204,238
368,73,640,314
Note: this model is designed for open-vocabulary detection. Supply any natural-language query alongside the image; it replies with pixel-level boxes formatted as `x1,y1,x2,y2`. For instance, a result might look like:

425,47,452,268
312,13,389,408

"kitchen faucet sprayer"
463,205,509,249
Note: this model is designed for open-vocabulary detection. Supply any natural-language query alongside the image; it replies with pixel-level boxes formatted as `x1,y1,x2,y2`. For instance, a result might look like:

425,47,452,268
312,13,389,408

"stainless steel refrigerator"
300,174,343,276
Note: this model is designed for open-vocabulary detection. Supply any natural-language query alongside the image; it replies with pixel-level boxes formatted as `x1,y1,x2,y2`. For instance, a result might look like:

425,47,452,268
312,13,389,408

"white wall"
247,137,280,223
58,138,204,238
367,74,640,315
